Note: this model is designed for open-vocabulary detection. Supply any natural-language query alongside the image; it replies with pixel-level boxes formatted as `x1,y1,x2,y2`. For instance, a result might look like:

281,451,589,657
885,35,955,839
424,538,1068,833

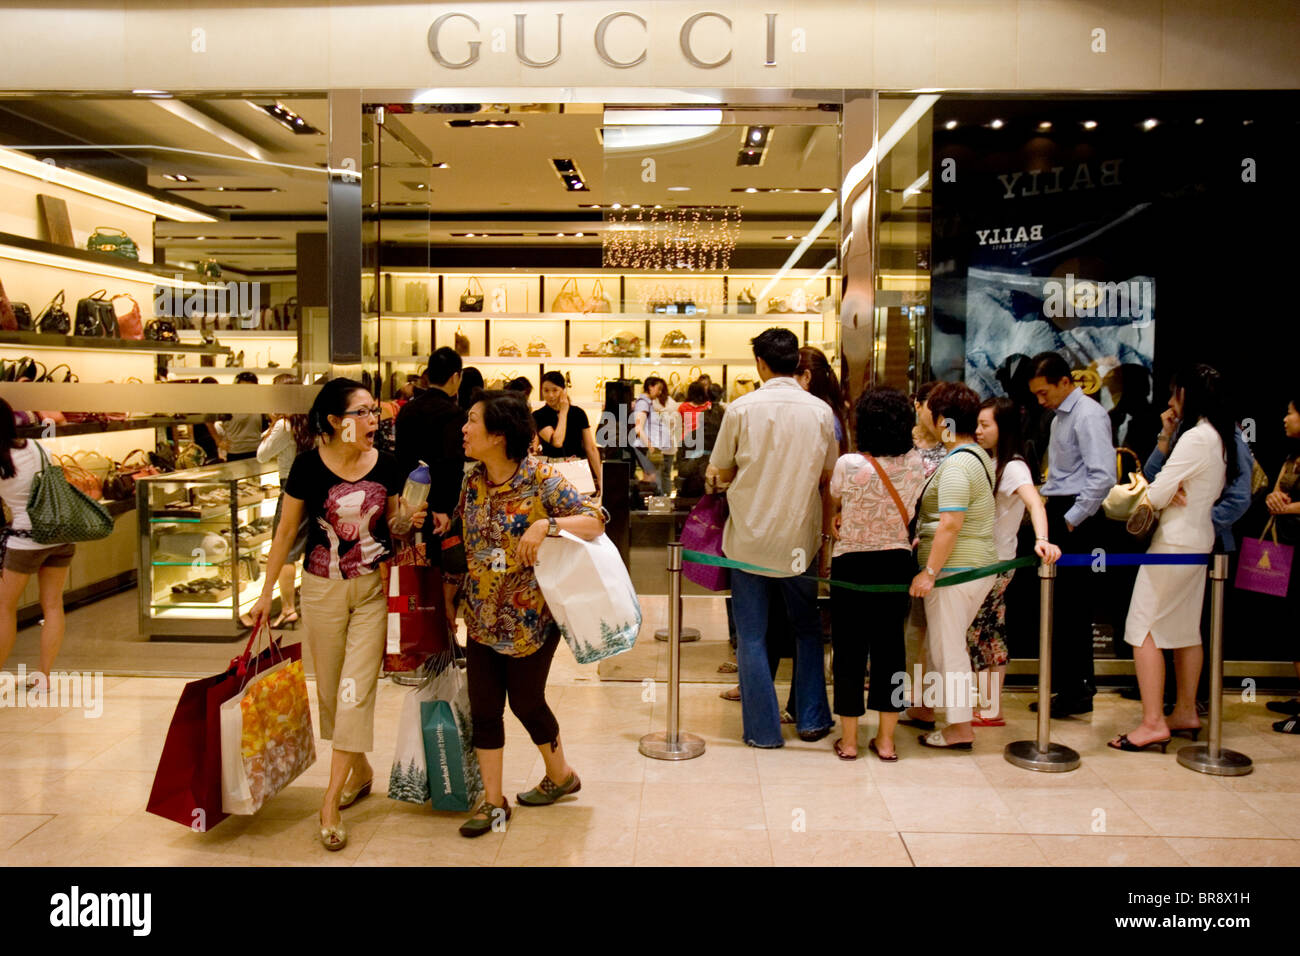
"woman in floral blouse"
456,390,605,837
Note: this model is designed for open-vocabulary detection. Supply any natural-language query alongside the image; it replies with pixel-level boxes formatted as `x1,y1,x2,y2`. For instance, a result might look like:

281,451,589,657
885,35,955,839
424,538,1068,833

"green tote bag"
26,442,115,544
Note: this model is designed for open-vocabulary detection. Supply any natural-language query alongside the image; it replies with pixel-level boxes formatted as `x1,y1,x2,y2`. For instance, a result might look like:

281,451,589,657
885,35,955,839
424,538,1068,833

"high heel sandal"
318,813,347,851
1169,727,1201,741
339,777,372,809
1107,734,1171,753
271,610,300,629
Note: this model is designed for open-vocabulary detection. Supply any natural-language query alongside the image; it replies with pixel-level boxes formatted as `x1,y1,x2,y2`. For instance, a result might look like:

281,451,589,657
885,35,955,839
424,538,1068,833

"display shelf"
0,231,202,281
164,367,288,377
0,331,231,355
15,414,218,438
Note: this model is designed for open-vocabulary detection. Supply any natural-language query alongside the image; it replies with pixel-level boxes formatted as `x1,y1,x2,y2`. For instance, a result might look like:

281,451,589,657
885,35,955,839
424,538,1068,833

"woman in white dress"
1109,365,1236,753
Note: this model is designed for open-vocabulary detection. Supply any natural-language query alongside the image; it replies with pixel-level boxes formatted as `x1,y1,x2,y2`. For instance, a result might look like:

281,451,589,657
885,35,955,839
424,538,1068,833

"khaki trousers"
923,576,995,724
301,569,387,752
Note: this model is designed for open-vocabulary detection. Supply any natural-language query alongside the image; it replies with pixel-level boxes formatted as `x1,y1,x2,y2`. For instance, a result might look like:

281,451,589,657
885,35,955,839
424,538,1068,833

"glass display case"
136,458,295,637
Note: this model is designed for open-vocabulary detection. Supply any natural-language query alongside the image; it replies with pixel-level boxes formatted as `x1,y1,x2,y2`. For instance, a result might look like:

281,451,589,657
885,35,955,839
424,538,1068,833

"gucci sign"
428,11,797,70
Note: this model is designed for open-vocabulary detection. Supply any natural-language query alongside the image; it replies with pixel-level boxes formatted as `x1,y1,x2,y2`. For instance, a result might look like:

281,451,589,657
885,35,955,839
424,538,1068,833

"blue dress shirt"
1039,386,1116,528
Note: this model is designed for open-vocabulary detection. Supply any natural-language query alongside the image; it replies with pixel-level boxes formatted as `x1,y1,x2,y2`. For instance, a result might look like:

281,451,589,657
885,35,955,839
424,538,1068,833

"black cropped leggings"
465,625,561,751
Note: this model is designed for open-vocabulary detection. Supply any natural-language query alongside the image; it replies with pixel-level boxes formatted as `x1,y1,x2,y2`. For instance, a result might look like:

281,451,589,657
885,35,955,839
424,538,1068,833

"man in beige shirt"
707,328,837,748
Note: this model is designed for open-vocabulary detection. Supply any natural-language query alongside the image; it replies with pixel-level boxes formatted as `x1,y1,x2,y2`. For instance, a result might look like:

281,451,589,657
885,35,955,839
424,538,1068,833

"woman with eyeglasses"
250,378,428,852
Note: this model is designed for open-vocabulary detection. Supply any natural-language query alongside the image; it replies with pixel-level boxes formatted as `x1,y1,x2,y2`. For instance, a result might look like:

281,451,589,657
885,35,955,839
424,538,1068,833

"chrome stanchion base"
639,731,706,760
1004,739,1081,773
1177,745,1253,776
654,626,701,643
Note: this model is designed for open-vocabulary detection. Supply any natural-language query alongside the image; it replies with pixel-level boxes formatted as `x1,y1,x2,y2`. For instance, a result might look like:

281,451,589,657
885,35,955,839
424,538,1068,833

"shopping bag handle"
233,616,283,679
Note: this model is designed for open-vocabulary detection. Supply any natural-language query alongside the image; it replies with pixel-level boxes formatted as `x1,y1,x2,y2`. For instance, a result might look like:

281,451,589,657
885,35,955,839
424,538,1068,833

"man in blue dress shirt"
1028,352,1116,716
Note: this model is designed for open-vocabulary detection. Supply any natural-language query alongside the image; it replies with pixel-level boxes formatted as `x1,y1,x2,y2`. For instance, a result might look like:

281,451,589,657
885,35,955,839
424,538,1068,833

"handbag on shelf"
72,449,113,482
489,285,509,313
736,285,757,314
497,339,522,357
11,302,32,331
112,293,144,340
660,329,694,357
1235,518,1294,598
767,296,792,314
86,226,139,260
453,326,471,356
103,449,159,501
525,336,550,357
35,291,70,334
586,280,612,314
27,443,115,543
404,282,430,314
40,363,77,383
788,288,808,314
0,278,16,332
597,331,641,358
54,455,103,500
551,278,585,313
729,377,758,401
673,288,697,315
145,318,180,343
75,290,116,337
458,277,484,313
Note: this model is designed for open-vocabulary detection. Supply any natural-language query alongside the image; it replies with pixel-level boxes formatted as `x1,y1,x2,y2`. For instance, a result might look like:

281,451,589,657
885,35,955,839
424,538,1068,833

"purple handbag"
1235,519,1293,598
681,493,729,591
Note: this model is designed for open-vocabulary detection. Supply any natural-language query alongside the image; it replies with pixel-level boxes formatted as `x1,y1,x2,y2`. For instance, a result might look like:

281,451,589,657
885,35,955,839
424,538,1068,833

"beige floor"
2,640,1299,867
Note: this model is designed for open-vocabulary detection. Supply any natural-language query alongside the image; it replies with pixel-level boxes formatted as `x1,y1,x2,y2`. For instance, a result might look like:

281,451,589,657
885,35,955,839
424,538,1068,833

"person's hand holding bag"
516,518,549,566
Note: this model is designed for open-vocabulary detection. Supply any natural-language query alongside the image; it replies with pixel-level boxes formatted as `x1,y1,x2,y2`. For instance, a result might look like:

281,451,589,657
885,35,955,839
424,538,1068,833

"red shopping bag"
146,623,301,831
383,540,449,674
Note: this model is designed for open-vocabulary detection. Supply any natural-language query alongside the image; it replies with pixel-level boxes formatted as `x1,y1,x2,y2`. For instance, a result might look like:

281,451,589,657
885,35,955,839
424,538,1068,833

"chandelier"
602,205,742,272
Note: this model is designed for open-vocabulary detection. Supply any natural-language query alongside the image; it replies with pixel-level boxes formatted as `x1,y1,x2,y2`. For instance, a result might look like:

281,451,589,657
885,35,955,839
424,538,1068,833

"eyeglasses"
342,406,381,419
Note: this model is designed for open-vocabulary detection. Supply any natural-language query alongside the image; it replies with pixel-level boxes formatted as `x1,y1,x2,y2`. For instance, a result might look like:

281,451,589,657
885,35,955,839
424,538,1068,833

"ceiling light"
600,108,723,151
253,103,323,135
1242,119,1254,125
465,233,475,238
1142,118,1158,131
820,187,835,193
744,126,771,148
944,120,957,130
785,235,795,240
0,145,216,222
575,233,584,238
1037,121,1052,131
988,119,1004,129
667,186,691,192
447,119,520,128
744,187,758,193
551,158,589,192
1195,117,1204,125
1082,120,1098,129
132,89,170,96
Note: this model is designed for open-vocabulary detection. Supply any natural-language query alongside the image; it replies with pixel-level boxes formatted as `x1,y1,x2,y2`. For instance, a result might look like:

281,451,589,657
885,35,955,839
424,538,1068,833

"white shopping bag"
551,459,596,495
535,531,642,664
387,656,470,805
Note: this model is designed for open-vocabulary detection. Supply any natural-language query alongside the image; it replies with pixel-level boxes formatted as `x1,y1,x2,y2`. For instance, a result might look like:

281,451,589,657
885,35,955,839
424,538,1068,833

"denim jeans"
631,444,670,495
730,568,832,747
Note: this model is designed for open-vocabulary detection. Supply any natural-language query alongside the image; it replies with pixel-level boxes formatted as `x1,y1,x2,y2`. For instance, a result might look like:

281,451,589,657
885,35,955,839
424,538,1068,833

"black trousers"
465,625,561,751
1044,498,1101,700
831,550,914,717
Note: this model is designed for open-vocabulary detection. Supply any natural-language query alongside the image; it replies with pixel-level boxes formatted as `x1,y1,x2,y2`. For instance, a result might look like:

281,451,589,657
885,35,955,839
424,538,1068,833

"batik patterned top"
457,456,602,657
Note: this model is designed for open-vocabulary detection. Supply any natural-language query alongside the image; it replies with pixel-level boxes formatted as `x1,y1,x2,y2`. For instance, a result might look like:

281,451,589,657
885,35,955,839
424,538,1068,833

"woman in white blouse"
1110,365,1235,753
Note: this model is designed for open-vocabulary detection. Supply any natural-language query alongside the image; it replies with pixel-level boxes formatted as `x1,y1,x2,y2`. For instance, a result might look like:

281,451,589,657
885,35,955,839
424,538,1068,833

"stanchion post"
1004,561,1080,772
1178,553,1252,776
639,541,706,760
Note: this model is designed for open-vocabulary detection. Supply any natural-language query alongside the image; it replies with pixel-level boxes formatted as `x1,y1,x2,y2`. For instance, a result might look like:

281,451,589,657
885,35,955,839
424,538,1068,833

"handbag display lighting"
35,290,70,334
458,277,484,312
75,290,117,337
26,443,115,544
660,329,694,357
525,336,551,357
86,226,139,260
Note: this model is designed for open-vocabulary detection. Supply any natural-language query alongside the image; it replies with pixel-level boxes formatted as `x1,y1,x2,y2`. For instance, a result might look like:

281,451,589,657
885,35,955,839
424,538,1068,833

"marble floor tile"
1232,792,1300,838
768,829,914,867
997,787,1155,835
634,827,773,866
1116,789,1285,839
902,831,1050,866
876,784,1024,834
17,769,155,817
0,813,53,851
639,782,766,830
1165,836,1300,867
760,782,895,833
1031,834,1187,867
496,823,637,866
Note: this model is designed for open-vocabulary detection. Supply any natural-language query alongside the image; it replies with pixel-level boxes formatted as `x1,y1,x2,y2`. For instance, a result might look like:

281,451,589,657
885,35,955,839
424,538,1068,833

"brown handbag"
104,450,159,500
56,455,103,500
551,278,585,313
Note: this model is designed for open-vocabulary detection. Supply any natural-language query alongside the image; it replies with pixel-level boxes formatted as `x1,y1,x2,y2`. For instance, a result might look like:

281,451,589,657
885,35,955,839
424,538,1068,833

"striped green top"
917,444,998,572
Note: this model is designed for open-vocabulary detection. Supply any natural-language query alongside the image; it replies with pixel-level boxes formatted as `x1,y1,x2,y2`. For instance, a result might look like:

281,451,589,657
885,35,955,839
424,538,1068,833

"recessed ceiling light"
944,120,957,130
611,202,622,210
1195,117,1205,125
1082,120,1098,129
1142,118,1159,131
162,173,194,183
745,187,758,193
667,186,691,192
465,233,475,238
1242,119,1254,125
988,119,1004,129
785,235,795,240
1037,121,1052,131
132,89,171,97
574,232,584,238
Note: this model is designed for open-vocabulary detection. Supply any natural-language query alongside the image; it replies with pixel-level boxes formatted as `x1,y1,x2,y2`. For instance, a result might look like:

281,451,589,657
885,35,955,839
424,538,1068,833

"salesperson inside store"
533,371,602,496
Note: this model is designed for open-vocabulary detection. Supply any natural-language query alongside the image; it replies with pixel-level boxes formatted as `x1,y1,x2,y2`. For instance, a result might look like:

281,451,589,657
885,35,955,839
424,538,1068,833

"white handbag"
535,531,641,664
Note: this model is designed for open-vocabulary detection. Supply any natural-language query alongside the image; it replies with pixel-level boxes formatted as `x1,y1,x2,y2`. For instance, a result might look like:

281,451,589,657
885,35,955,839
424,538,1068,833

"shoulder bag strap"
864,454,911,532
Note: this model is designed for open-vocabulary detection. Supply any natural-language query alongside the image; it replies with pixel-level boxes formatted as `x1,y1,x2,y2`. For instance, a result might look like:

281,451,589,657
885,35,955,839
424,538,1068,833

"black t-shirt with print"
284,448,404,579
533,404,591,458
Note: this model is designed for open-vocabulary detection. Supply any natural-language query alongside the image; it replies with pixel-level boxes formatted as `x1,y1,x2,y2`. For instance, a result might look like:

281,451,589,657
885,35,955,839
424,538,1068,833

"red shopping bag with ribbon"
146,622,301,831
383,540,449,675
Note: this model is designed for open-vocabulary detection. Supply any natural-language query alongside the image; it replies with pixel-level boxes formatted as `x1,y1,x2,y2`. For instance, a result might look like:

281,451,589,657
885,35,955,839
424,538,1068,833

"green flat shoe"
516,771,582,806
459,798,511,838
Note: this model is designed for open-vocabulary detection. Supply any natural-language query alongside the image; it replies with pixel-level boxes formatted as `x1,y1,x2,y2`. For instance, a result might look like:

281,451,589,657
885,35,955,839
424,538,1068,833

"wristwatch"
546,516,559,537
923,565,937,577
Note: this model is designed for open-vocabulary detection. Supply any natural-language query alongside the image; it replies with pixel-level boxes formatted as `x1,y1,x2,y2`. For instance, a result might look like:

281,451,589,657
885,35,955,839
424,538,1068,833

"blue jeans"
631,445,670,495
730,569,832,747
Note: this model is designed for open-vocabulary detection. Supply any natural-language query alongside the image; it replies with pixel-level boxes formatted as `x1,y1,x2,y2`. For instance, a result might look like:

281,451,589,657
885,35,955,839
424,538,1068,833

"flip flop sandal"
717,661,738,674
918,730,973,751
971,715,1006,727
719,687,740,702
868,740,899,762
833,738,858,761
